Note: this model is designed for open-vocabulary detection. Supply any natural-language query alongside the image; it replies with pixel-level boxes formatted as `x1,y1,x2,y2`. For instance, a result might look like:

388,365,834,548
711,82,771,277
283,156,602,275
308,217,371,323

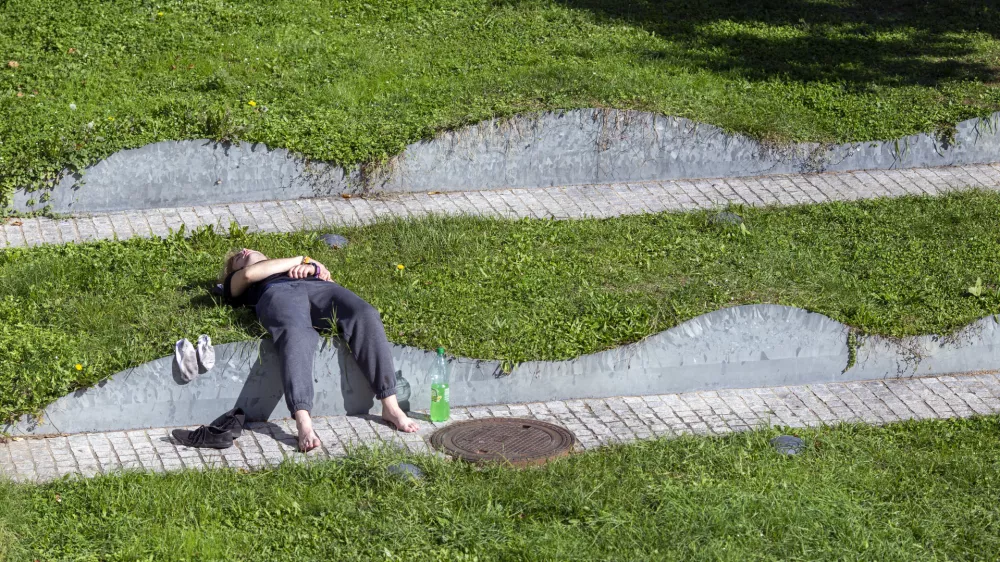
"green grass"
2,0,1000,204
2,417,1000,560
3,190,1000,424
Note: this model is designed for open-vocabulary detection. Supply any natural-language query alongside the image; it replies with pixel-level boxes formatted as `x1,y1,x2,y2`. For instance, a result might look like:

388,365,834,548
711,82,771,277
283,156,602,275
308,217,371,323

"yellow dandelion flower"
157,11,164,16
397,264,405,270
75,364,83,371
248,100,257,107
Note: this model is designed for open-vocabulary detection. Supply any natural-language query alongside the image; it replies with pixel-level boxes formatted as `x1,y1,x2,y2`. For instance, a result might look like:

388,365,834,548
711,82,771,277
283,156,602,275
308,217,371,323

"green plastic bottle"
430,347,450,422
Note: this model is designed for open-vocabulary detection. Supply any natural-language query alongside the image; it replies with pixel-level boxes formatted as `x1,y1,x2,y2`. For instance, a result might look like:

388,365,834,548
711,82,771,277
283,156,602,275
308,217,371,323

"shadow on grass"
187,282,263,334
514,0,1000,89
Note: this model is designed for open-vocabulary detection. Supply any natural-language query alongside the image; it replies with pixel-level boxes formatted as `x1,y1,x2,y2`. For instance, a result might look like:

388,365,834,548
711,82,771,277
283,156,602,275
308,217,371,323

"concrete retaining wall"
11,109,1000,214
7,304,1000,436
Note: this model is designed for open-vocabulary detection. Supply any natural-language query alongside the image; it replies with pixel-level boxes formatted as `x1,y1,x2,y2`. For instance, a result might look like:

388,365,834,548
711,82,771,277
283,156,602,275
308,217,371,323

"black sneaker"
171,425,234,449
210,407,246,438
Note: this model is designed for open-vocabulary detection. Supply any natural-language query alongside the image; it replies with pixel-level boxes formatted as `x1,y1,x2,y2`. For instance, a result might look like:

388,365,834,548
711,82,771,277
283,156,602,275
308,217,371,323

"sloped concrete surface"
10,305,999,437
848,315,1000,379
11,109,1000,213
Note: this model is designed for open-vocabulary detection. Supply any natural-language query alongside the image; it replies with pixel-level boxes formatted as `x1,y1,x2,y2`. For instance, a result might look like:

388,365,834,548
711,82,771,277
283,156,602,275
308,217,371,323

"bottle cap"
437,347,445,356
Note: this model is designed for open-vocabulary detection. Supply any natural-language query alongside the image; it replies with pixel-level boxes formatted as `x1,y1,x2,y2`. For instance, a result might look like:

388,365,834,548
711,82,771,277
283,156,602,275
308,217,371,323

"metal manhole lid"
430,418,576,466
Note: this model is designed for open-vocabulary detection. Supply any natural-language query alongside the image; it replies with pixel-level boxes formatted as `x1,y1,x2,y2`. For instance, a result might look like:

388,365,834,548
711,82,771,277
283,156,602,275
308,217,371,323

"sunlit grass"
3,416,1000,560
2,0,999,203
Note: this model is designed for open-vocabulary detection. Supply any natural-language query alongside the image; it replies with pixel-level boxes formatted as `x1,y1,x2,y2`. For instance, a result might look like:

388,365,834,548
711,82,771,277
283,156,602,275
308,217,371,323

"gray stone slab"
11,109,1000,214
849,316,1000,380
7,302,1000,438
4,305,845,435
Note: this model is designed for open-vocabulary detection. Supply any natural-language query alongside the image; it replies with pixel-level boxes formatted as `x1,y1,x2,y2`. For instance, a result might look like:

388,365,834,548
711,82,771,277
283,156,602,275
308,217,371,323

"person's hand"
288,264,316,279
312,261,332,282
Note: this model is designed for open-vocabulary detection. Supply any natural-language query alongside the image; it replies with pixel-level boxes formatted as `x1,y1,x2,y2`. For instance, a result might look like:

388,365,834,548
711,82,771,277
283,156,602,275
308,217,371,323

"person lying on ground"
221,248,420,452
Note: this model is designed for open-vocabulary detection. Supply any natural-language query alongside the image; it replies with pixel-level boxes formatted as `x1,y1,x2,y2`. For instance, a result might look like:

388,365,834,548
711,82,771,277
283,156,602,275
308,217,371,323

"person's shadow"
230,336,414,423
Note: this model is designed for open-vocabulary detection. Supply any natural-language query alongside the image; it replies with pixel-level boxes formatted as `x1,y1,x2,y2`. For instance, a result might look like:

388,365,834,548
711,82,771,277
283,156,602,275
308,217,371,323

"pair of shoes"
174,335,215,382
171,407,245,449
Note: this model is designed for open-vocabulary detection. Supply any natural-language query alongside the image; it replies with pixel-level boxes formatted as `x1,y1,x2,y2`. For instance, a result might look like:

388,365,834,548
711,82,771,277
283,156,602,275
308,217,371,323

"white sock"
197,334,215,373
174,339,199,382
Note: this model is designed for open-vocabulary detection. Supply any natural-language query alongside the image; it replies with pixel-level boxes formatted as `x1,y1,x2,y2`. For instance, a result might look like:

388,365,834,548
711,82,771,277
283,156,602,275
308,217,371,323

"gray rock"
321,233,349,249
387,462,424,481
770,435,805,456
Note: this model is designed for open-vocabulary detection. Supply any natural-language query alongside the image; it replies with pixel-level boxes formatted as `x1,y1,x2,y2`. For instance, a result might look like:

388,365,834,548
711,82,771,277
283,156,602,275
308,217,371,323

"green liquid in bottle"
430,382,450,422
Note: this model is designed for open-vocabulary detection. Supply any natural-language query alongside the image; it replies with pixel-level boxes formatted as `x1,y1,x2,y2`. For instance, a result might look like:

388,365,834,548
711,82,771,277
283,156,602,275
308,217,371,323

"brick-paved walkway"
3,372,998,482
4,163,1000,247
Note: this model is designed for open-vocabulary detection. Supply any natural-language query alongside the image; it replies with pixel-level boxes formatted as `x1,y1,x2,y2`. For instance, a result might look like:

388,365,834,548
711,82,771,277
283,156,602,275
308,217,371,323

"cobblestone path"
3,372,997,482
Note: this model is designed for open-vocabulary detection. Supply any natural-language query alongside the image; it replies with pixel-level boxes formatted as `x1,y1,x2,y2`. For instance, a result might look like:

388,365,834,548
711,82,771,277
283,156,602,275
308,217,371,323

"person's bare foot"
294,410,322,452
382,408,419,433
380,395,420,433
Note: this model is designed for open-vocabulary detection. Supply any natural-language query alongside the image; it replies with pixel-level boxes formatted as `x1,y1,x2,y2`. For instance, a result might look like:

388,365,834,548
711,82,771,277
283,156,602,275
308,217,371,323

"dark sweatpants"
255,280,397,413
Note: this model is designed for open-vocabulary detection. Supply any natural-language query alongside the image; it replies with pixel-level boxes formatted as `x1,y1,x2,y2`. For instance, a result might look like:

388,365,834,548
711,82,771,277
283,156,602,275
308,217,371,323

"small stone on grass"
387,462,423,481
770,435,805,456
321,233,349,249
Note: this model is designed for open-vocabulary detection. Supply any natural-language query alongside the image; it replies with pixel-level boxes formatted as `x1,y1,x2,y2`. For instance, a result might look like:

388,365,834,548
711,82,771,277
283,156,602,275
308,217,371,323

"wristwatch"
302,256,319,276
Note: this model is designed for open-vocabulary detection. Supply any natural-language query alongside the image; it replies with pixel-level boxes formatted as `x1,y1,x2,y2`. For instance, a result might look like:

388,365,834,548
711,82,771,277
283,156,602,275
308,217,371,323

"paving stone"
52,219,79,243
568,186,611,216
203,205,233,230
1,222,27,246
351,199,380,225
288,199,323,229
35,218,63,245
973,164,1000,187
354,198,385,225
261,201,290,230
796,176,830,203
140,211,169,237
779,176,815,204
18,218,43,247
715,178,756,206
749,177,785,205
378,198,410,220
244,203,277,232
307,198,342,226
949,167,985,189
528,190,572,219
868,170,906,196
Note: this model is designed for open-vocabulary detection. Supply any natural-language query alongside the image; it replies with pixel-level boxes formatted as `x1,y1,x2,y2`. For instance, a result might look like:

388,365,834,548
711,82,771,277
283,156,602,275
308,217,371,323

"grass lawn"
2,191,1000,424
2,417,1000,560
2,0,1000,203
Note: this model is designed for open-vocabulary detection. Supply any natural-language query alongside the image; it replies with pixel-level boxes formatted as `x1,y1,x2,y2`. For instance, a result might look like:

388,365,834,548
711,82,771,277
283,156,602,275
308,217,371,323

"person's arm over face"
228,256,305,298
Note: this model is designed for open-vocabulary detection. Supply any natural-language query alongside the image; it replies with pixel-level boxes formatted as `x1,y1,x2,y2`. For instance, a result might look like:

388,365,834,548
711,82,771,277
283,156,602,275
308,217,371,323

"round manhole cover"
430,418,576,466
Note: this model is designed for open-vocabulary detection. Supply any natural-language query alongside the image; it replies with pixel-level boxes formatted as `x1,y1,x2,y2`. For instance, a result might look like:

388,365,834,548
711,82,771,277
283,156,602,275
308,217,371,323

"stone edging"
7,304,1000,436
11,109,1000,214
